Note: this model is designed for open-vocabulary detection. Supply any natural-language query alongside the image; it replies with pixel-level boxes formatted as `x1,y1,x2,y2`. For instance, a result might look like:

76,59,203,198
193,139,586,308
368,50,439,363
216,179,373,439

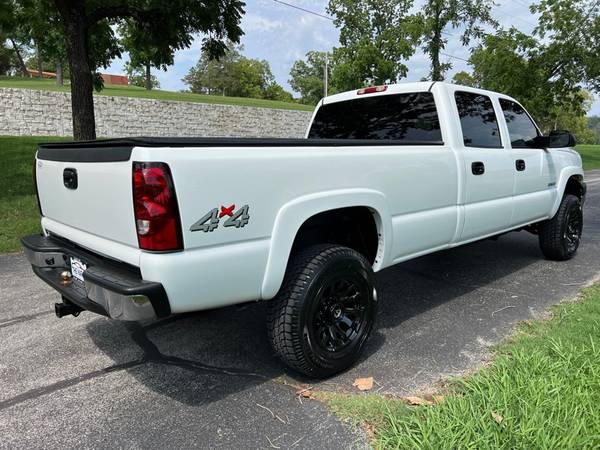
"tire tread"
539,194,581,261
266,245,371,376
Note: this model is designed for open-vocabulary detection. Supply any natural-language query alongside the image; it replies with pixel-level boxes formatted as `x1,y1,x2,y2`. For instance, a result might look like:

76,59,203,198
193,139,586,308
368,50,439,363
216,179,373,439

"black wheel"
267,244,377,378
539,194,583,261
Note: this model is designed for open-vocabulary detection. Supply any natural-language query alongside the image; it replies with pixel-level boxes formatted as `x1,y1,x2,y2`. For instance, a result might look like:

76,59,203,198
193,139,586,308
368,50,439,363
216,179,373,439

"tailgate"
36,142,139,247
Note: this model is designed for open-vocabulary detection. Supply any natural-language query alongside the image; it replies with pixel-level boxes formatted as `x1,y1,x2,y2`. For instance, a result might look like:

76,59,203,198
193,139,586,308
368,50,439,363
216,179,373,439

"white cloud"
243,13,284,32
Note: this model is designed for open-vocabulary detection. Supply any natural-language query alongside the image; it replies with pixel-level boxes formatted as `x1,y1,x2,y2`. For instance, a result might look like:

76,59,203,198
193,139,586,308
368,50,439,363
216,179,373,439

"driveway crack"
0,311,53,329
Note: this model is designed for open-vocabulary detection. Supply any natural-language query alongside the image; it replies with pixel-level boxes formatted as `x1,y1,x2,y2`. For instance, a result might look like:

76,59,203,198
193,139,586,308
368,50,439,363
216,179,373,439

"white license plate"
70,257,87,282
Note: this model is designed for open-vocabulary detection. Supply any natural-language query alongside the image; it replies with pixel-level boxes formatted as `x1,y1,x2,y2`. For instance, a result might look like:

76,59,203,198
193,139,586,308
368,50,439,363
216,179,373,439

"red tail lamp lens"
132,162,183,251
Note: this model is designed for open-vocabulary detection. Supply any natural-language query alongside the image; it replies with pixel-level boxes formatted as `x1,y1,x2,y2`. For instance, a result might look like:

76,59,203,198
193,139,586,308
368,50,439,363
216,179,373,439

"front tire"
539,194,583,261
267,245,377,378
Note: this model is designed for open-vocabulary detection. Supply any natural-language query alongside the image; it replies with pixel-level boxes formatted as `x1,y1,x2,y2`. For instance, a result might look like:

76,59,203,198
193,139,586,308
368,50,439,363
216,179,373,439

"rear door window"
308,92,443,143
455,91,502,148
499,99,540,148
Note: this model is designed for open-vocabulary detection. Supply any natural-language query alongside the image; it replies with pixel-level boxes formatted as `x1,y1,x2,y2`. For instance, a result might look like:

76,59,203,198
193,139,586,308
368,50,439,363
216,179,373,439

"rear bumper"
22,234,170,321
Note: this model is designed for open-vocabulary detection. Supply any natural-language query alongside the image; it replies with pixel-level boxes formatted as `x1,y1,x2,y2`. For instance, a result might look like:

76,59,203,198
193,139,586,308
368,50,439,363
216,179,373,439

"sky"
107,0,600,116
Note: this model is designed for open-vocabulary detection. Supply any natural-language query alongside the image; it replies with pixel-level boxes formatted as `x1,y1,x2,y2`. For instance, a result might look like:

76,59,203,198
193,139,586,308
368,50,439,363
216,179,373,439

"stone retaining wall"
0,88,313,138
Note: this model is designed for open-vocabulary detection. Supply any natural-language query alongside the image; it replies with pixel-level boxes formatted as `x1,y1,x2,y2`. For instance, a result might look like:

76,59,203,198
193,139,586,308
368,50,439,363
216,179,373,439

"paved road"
1,171,599,449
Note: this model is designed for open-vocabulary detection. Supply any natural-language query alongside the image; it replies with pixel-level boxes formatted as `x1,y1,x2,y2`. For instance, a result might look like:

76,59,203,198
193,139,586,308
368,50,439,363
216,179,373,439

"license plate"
70,257,87,283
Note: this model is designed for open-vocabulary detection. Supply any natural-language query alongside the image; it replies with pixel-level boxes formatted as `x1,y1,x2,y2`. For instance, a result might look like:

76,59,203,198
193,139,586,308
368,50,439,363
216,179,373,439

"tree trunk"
430,6,443,81
54,0,96,140
56,60,64,86
427,0,444,82
145,61,152,90
430,39,442,81
10,39,29,77
36,41,43,78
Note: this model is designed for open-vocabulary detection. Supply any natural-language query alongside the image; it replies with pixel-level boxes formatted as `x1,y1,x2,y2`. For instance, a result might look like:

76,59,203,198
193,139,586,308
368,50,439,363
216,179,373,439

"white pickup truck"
23,82,586,377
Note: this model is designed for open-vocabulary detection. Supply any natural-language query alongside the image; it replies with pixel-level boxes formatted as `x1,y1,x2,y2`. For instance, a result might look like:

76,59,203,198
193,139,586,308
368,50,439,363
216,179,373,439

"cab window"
499,99,540,148
308,92,443,143
455,91,502,148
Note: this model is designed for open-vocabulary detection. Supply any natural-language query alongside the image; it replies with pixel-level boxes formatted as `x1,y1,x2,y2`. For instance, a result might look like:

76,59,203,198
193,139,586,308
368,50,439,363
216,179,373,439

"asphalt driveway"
1,171,599,449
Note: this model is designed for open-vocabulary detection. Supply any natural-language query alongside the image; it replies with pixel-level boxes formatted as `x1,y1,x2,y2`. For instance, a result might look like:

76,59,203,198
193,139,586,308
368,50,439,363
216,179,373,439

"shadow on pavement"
86,230,543,405
374,230,543,331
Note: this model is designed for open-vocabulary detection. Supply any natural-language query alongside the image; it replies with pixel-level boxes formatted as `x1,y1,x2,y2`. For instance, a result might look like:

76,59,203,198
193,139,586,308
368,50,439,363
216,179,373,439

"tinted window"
455,92,502,148
500,99,540,148
308,92,442,143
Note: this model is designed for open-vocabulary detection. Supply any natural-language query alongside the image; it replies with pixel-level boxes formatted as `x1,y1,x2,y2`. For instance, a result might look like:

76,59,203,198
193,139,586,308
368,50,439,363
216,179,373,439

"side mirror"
548,130,576,148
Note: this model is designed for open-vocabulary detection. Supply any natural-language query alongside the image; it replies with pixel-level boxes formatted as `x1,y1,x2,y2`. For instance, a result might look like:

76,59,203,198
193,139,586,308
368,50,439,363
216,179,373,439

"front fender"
550,166,585,217
260,189,392,300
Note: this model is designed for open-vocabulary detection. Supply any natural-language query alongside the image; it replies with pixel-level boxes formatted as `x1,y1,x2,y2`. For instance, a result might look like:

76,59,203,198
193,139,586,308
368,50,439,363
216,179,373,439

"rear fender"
261,189,391,299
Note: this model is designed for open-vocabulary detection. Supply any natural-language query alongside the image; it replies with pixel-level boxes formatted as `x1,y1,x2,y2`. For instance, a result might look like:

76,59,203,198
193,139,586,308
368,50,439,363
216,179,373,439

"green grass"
577,145,600,170
322,284,600,449
0,76,314,112
0,136,69,252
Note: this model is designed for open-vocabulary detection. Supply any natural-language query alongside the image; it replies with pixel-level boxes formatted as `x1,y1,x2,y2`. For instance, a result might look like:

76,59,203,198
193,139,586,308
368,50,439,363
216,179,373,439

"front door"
498,98,556,226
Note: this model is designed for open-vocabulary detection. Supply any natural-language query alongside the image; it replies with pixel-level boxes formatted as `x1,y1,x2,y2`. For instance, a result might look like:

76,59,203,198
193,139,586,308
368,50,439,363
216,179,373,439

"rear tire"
539,194,583,261
267,245,377,378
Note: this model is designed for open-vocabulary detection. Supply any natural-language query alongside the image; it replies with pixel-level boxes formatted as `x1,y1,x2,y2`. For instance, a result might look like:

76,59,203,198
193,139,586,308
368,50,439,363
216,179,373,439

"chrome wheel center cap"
332,307,342,320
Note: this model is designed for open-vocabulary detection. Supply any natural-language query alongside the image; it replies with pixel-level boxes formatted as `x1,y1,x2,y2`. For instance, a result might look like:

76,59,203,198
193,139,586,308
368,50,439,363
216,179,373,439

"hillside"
0,76,314,112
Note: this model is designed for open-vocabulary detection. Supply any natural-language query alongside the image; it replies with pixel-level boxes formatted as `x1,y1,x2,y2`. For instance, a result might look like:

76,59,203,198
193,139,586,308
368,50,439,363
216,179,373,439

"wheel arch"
564,174,585,199
550,168,585,217
260,189,392,300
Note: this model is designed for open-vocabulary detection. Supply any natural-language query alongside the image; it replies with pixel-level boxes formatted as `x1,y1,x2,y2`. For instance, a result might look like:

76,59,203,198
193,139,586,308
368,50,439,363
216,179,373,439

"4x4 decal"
190,205,250,233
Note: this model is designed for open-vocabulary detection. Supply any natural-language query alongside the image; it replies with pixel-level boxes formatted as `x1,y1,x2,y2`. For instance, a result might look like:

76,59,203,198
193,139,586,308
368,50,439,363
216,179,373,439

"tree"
451,70,477,87
0,0,29,76
234,58,269,98
0,3,19,76
0,41,18,75
183,44,241,95
557,116,597,144
183,45,293,101
289,51,331,105
458,27,596,139
532,0,600,94
326,0,420,91
263,83,294,102
589,116,600,143
39,9,69,86
2,1,68,83
48,0,244,140
416,0,497,81
124,62,160,89
119,19,174,91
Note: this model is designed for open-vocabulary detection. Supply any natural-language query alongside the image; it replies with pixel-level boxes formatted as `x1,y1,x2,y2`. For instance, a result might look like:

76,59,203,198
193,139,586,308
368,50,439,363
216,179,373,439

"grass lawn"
577,145,600,170
0,136,69,253
321,284,600,449
0,136,598,253
0,76,314,112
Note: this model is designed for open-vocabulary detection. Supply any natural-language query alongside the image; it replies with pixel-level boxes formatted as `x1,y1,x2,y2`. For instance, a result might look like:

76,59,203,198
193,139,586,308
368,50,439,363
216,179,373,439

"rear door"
498,98,555,225
453,91,515,241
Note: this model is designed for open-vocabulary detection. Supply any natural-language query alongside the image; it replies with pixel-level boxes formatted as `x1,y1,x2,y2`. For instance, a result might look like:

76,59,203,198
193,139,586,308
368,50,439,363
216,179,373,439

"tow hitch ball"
55,297,84,318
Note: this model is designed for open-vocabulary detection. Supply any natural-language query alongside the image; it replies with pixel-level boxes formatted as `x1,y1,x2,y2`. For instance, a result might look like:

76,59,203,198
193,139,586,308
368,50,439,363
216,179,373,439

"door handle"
516,159,526,171
471,161,485,176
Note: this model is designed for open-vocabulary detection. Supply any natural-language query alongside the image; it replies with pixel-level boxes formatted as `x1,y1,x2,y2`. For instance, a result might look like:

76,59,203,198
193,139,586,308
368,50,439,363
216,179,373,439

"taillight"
357,85,388,95
132,162,183,252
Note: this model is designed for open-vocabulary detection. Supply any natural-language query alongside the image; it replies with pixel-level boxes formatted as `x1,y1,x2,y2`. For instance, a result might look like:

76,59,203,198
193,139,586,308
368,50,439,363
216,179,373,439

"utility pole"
324,53,329,98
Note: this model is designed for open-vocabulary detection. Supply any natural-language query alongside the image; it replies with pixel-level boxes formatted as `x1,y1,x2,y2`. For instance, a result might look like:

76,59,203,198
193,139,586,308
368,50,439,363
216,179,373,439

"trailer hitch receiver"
55,297,84,318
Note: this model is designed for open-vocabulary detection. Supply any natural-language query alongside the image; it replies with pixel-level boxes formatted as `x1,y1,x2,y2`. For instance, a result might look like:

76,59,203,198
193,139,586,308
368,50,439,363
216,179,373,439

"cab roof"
321,81,515,106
